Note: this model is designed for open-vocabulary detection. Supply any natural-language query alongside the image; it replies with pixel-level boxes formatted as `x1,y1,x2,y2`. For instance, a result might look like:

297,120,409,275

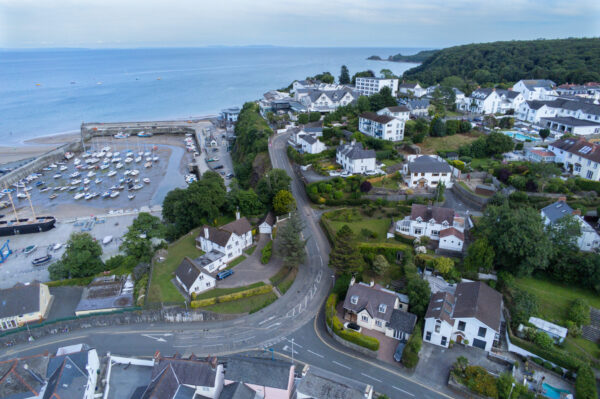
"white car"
328,171,341,177
340,171,351,177
364,170,378,176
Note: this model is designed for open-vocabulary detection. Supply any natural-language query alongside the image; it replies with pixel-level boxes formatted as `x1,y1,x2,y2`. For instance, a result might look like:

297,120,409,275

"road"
1,131,451,398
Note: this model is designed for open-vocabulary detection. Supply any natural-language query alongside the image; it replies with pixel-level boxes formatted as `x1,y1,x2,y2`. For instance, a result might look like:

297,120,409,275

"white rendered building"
541,200,600,252
196,212,253,262
355,77,399,97
336,140,376,174
298,133,326,154
513,79,556,101
548,137,600,181
175,256,218,295
403,155,453,188
398,82,426,98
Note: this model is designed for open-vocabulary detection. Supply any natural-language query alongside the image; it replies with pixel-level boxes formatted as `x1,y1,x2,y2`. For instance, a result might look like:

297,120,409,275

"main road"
0,131,451,398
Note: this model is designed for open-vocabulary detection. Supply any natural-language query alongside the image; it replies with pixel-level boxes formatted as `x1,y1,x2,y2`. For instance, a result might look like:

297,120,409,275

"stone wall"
325,323,378,358
81,124,196,141
450,182,490,210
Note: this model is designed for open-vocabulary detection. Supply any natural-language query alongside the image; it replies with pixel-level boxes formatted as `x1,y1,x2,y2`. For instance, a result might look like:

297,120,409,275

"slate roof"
470,88,495,99
43,353,89,399
541,201,574,224
258,212,275,227
523,100,551,110
337,142,376,161
198,217,252,247
296,366,371,399
299,134,318,145
222,218,253,236
407,155,452,174
425,291,455,326
387,309,417,334
0,354,49,399
225,357,291,390
220,382,258,399
175,257,204,291
343,282,397,323
359,111,395,124
399,83,419,89
410,204,454,224
440,227,464,241
406,99,430,109
383,105,410,113
308,88,357,103
0,283,41,319
550,137,600,163
496,89,521,100
453,281,503,332
520,79,555,90
541,116,600,127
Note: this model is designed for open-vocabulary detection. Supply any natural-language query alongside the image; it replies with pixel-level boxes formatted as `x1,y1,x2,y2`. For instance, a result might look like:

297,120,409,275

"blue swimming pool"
502,130,542,142
542,382,571,399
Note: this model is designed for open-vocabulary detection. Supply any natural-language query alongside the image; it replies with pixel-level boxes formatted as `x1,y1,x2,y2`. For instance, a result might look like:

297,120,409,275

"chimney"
351,139,356,146
349,276,356,286
558,196,567,202
204,227,209,239
573,209,581,216
236,210,241,220
369,280,375,287
211,356,218,369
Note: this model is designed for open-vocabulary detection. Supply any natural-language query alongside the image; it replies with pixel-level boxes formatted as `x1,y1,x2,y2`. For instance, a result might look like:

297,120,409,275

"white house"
196,212,253,263
461,88,501,114
403,155,453,189
336,141,377,174
405,98,430,117
221,107,240,123
45,344,100,399
175,256,218,295
496,89,525,113
541,199,600,252
258,212,276,235
513,79,556,101
296,88,359,113
516,100,557,123
398,82,426,98
298,133,327,154
358,112,404,142
343,278,417,342
395,204,465,252
355,77,399,96
0,283,53,331
547,137,600,181
526,147,556,163
540,116,600,136
424,281,503,351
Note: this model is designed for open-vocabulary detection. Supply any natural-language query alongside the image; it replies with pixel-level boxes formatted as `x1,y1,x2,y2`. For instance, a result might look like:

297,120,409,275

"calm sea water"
0,47,422,145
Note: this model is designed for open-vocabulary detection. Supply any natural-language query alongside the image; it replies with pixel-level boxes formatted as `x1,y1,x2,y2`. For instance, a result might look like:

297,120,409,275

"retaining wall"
325,323,378,358
81,123,196,141
450,182,490,210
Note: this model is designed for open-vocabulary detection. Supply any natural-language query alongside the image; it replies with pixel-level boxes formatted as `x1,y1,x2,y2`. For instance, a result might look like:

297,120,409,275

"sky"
0,0,599,48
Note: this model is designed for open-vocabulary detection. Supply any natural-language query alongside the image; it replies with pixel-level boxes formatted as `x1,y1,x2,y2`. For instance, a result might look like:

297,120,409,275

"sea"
0,47,423,145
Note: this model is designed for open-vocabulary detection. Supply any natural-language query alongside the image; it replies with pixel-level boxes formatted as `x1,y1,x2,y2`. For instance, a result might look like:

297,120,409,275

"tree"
309,71,334,84
405,277,431,318
464,238,495,273
121,213,164,262
372,255,391,276
309,112,321,122
369,86,397,111
339,65,350,84
297,113,309,124
273,189,296,215
546,214,581,256
539,128,550,141
360,180,372,193
496,372,515,399
569,298,591,327
351,70,375,85
429,116,446,137
275,211,306,269
236,188,265,216
357,96,371,113
256,168,292,205
433,257,454,275
510,289,538,325
484,132,514,155
575,365,598,399
50,232,104,280
329,225,365,274
380,68,396,79
529,162,561,192
533,330,554,350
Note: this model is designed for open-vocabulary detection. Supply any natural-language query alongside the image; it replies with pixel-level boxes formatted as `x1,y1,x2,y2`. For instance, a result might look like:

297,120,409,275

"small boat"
102,191,111,198
24,245,37,254
113,151,120,157
71,179,82,184
102,235,113,245
74,193,85,200
102,146,111,152
124,170,131,176
73,158,81,165
35,181,44,187
132,184,143,191
97,151,106,158
49,194,58,199
94,178,103,184
16,193,27,199
53,186,61,191
100,163,109,170
144,151,151,157
110,185,120,191
60,186,69,191
124,157,133,163
53,173,62,179
144,162,152,168
53,243,62,251
32,255,52,266
130,169,139,176
24,186,32,191
137,131,153,137
64,152,74,160
143,178,151,184
110,191,120,198
59,165,68,171
69,186,77,191
42,167,52,171
106,152,113,158
83,178,90,185
115,163,123,169
48,163,57,169
81,152,91,158
107,170,117,177
70,171,80,178
128,193,136,200
114,133,127,139
145,157,152,162
40,187,50,193
135,156,142,163
87,171,96,177
84,193,93,200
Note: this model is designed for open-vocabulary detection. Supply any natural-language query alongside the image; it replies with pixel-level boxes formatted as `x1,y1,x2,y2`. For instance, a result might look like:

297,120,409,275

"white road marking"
332,361,351,370
282,345,299,354
307,350,324,358
234,335,255,342
258,316,276,325
286,339,303,348
141,333,172,342
361,373,382,383
266,322,281,329
392,386,415,397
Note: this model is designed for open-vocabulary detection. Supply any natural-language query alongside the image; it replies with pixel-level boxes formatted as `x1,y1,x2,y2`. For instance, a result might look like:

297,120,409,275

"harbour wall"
81,121,198,140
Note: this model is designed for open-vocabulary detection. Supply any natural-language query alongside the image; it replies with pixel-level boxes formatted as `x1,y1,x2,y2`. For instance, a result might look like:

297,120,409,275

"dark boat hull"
0,216,56,237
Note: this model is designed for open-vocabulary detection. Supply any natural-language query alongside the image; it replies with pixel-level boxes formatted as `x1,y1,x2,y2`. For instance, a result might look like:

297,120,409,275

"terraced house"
547,137,600,180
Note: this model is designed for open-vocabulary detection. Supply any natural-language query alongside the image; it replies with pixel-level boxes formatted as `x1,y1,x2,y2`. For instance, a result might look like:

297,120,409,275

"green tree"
256,168,292,205
433,257,454,274
357,96,371,113
484,131,514,155
528,162,561,192
275,211,306,269
372,254,391,276
309,111,321,122
575,365,598,399
369,86,397,111
329,225,365,274
50,232,104,280
546,214,581,256
405,277,431,318
273,189,296,215
533,330,554,350
297,113,309,124
539,128,550,141
120,213,166,262
569,298,591,327
351,70,375,85
464,237,495,273
339,65,350,84
496,372,515,399
380,68,396,79
236,188,265,216
429,116,446,137
511,289,539,325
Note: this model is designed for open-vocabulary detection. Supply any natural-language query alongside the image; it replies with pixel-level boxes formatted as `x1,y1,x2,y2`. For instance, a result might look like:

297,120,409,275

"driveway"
217,234,283,288
46,286,83,321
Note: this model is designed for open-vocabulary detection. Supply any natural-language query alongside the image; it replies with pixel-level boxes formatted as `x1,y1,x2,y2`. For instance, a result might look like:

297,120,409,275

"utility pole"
291,338,294,366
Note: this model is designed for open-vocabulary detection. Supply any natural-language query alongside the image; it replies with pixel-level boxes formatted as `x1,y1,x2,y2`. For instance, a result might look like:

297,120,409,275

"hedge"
261,240,273,264
325,294,380,351
401,324,422,368
190,284,273,308
509,332,585,371
575,365,598,399
574,177,600,194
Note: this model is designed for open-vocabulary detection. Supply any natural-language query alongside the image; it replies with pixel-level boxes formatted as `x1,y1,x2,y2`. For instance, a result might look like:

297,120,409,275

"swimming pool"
502,130,542,142
542,382,571,399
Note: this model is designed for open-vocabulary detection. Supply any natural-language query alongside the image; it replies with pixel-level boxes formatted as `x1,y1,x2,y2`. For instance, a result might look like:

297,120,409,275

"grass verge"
277,268,297,295
202,292,277,314
245,246,257,255
225,255,247,270
193,282,265,300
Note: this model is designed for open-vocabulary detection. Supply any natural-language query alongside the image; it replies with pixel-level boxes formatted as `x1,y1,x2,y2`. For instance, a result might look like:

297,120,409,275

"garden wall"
450,182,490,210
325,323,378,358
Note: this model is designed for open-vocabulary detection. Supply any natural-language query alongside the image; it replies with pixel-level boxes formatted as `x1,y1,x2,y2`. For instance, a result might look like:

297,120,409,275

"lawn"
147,229,203,304
193,282,265,300
201,292,277,314
419,133,481,154
326,218,391,243
470,158,501,171
225,255,247,269
245,246,257,255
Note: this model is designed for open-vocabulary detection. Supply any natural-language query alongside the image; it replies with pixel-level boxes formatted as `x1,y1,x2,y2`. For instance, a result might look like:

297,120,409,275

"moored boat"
32,254,52,266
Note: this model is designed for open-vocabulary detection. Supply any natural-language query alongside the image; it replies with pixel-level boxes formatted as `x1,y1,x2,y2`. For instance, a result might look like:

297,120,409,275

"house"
403,155,453,189
528,317,568,344
355,77,399,96
547,137,600,180
541,199,600,251
74,274,134,316
540,116,600,136
343,278,417,342
513,79,556,101
291,80,343,94
496,89,525,113
224,356,294,399
297,88,359,113
0,283,53,331
298,133,326,154
395,204,465,252
358,112,403,142
404,98,430,117
398,82,426,98
516,100,557,123
175,256,217,295
452,88,465,103
525,147,556,163
556,83,600,101
258,212,275,235
0,353,50,399
296,365,373,399
426,84,440,96
423,281,503,351
138,353,224,399
460,88,501,114
336,140,377,174
196,212,253,263
379,105,410,120
44,344,100,399
221,107,241,123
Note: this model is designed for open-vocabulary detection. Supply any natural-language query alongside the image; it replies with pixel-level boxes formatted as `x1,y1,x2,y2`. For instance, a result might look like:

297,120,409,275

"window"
458,321,466,331
378,304,387,313
425,331,432,341
435,320,441,333
478,327,487,338
414,228,422,235
441,336,447,346
362,315,369,322
432,230,439,236
375,320,383,327
350,295,359,305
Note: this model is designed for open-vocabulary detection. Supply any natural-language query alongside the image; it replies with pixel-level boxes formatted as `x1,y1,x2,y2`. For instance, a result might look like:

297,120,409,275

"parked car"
328,171,341,177
212,148,219,152
226,173,234,179
340,171,351,178
344,322,361,333
213,165,224,170
393,341,407,362
216,269,234,280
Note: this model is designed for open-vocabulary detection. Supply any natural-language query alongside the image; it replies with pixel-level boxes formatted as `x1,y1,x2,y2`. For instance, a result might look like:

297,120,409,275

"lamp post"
291,338,295,366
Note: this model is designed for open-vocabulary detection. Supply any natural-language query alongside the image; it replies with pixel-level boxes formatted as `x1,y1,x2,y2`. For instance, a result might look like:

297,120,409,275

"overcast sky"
1,0,599,48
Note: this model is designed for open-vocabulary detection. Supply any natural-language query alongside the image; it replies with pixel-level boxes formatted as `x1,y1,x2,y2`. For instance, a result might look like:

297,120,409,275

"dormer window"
442,221,449,227
379,304,387,313
429,219,435,225
416,217,422,223
350,295,359,305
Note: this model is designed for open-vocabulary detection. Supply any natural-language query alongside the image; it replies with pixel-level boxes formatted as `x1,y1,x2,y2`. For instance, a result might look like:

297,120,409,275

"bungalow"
513,79,556,101
224,356,295,399
0,283,53,331
547,137,600,181
196,212,253,263
343,278,417,342
525,147,556,163
424,281,503,352
336,141,377,174
541,199,600,252
398,82,426,98
296,365,373,399
403,155,453,189
258,212,276,235
175,256,218,295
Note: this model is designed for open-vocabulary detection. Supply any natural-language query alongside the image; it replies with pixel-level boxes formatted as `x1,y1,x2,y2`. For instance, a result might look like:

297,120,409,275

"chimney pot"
369,280,375,287
350,276,355,286
236,211,240,220
204,227,209,239
573,209,581,216
558,196,567,202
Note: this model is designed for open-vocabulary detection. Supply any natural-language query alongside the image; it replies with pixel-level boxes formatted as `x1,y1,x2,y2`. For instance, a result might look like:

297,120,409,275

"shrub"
325,294,380,351
190,285,273,308
568,298,591,327
261,240,273,264
575,365,597,399
533,331,555,350
463,365,498,398
360,180,372,193
401,324,422,368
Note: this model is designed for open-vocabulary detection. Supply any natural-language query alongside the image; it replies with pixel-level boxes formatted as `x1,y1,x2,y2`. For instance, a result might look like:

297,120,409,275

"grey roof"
453,281,503,332
195,250,225,269
541,116,600,127
549,137,600,163
470,88,495,99
357,76,396,81
343,282,397,323
410,204,455,224
406,98,430,109
359,111,395,124
407,155,452,174
521,79,555,90
425,291,455,326
220,382,258,399
524,100,553,110
299,134,318,145
496,89,521,99
399,82,419,89
222,217,253,236
383,105,410,113
541,200,574,224
258,212,275,227
296,366,371,399
308,88,358,103
175,257,202,291
75,275,134,313
225,357,291,390
44,350,91,399
198,217,252,247
0,283,41,319
397,292,410,304
0,354,49,399
337,142,376,161
387,309,417,334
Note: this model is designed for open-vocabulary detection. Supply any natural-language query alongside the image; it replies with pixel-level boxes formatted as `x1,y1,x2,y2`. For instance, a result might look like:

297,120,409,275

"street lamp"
291,338,295,366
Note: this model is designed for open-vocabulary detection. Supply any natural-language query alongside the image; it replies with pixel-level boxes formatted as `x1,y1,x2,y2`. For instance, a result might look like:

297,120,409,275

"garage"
472,338,487,350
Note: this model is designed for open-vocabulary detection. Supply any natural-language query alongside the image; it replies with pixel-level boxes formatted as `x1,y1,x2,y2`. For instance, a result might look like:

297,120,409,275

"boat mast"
4,186,19,221
24,188,37,221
